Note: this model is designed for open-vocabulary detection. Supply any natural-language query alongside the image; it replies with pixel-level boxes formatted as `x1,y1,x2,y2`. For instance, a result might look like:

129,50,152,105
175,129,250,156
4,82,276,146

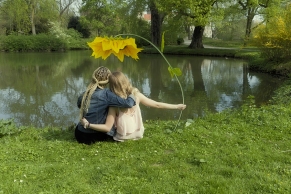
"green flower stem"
117,34,185,130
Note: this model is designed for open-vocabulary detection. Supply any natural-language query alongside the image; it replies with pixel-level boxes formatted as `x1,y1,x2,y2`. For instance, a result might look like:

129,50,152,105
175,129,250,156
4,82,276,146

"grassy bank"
247,58,291,78
142,45,259,60
1,81,291,193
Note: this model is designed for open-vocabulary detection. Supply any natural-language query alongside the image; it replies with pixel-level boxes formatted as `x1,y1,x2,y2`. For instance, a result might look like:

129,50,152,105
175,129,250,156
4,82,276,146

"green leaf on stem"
168,67,182,78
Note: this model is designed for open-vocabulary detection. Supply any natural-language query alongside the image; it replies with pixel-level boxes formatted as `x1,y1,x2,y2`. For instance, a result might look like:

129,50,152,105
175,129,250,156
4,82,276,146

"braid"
79,66,111,120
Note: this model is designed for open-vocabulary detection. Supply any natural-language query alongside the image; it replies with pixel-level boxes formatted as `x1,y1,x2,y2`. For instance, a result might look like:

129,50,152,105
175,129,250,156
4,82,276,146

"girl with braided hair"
75,66,136,144
80,71,186,142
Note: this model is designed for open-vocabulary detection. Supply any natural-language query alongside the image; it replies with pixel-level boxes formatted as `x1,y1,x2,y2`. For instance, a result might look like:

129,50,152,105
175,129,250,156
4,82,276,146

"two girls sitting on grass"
80,71,186,142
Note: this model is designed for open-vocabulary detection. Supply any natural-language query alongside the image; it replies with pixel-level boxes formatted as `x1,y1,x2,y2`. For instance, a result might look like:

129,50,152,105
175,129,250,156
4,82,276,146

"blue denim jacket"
77,88,136,134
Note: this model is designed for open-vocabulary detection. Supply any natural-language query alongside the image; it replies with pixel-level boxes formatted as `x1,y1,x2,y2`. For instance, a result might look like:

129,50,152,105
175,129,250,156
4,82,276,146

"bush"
177,37,184,45
0,34,68,52
68,16,91,38
0,119,26,137
252,5,291,61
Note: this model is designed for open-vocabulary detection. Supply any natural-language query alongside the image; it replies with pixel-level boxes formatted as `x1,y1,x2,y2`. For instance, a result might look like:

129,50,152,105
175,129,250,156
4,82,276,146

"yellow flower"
87,36,143,62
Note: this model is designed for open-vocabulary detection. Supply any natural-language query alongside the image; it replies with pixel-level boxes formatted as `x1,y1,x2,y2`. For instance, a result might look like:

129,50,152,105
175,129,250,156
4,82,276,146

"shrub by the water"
0,119,26,137
252,5,291,61
0,34,68,52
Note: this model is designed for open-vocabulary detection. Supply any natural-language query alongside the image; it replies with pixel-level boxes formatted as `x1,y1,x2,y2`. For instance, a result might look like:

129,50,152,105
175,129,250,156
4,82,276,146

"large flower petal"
101,50,113,60
101,39,113,51
122,45,143,60
112,50,125,62
124,38,138,48
112,39,127,53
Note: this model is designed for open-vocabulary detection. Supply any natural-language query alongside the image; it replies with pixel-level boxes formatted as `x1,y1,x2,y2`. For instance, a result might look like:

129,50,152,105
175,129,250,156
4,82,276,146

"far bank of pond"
142,46,291,78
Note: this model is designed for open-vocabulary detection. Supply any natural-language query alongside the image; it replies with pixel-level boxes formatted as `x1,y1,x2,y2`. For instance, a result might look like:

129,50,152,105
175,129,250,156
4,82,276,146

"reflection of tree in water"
143,55,164,120
71,58,94,77
246,71,283,106
187,57,213,117
242,64,251,101
201,59,245,111
149,56,163,99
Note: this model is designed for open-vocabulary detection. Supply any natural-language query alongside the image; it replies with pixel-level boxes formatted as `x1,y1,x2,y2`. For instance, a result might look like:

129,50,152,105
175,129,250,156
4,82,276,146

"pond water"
0,50,285,128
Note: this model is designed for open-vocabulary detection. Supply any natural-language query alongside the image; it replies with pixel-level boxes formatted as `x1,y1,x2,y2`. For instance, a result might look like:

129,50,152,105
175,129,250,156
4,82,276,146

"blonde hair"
79,66,111,119
109,71,138,99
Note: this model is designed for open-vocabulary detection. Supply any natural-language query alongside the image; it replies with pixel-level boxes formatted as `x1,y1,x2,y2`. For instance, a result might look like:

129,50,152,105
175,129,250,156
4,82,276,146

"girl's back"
113,101,144,141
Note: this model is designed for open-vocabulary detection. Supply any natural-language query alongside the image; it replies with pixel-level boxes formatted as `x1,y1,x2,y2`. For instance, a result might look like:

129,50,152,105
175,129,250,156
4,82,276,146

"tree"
27,0,59,35
68,16,91,38
237,0,264,43
156,0,224,49
0,0,59,35
80,0,122,36
56,0,78,27
235,0,281,44
114,0,151,44
252,3,291,61
0,0,30,34
149,0,166,46
214,2,246,41
57,0,77,18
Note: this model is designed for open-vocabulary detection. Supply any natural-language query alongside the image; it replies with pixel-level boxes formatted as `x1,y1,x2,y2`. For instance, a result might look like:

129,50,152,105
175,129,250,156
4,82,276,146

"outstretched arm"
137,92,186,110
80,107,116,133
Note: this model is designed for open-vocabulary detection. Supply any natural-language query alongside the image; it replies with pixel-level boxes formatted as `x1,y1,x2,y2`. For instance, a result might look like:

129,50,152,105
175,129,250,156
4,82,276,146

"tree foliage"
252,4,291,61
68,16,91,38
156,0,214,26
116,0,151,45
80,0,122,36
235,0,282,43
0,0,30,34
0,0,59,35
212,2,245,41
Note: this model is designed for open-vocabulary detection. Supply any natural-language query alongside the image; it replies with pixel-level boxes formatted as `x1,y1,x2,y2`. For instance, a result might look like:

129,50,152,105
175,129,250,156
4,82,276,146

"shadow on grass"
188,157,207,166
39,124,118,144
39,124,77,143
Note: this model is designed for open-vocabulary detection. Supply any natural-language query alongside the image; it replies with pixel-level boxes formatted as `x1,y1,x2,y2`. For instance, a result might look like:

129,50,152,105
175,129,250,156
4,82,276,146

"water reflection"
0,51,284,128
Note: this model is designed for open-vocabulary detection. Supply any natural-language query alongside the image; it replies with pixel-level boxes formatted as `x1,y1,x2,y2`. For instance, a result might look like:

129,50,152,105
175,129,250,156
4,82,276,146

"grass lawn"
141,41,260,60
201,37,248,48
1,82,291,193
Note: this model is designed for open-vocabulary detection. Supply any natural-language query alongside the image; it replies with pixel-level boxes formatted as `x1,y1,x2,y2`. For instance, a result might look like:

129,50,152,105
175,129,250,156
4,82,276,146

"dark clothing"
75,88,135,144
75,125,113,144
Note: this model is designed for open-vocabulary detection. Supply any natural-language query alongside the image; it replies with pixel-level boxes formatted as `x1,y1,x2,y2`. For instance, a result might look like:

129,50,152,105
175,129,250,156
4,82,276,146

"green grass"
1,83,291,193
142,44,260,60
202,37,246,48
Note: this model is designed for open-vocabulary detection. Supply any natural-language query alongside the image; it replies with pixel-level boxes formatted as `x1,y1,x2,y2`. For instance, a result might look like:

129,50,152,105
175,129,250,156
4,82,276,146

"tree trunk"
150,2,164,46
31,5,36,35
189,26,204,49
31,22,36,35
244,7,256,45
